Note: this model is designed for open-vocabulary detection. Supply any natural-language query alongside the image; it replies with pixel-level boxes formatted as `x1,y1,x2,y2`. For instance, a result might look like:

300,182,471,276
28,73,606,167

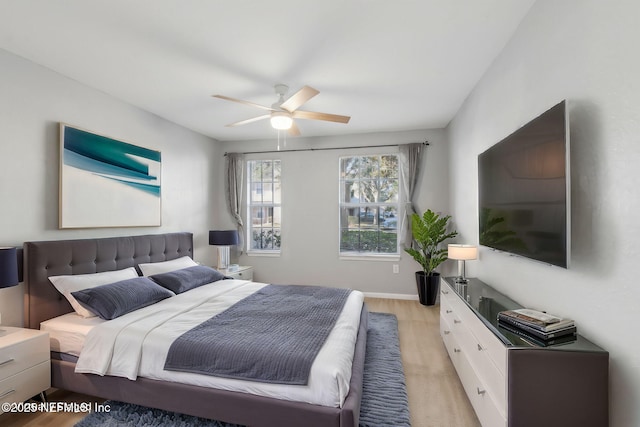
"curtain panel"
225,153,245,252
398,143,424,248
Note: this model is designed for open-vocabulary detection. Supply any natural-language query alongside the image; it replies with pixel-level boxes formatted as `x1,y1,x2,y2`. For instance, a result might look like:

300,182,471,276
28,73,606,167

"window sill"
247,251,281,258
339,254,400,262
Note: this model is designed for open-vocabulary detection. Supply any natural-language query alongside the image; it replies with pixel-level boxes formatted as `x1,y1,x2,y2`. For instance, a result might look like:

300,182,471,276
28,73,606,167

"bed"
24,232,368,427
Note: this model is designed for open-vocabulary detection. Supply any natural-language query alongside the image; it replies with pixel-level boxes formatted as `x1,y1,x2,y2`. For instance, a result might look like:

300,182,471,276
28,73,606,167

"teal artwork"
60,124,162,228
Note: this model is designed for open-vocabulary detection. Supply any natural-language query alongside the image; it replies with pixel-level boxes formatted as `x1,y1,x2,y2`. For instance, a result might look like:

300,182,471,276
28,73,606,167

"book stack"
497,308,577,347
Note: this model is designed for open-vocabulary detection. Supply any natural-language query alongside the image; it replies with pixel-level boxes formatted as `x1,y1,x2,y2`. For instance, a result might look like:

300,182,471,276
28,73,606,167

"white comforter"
75,280,364,407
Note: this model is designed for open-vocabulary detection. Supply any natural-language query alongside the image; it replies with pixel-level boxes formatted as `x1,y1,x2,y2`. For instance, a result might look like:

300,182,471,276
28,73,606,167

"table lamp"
0,247,18,289
447,244,478,284
209,230,239,270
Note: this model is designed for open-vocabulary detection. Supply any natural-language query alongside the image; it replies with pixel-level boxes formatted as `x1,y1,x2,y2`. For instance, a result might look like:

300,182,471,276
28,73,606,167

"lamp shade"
0,247,19,288
447,244,478,261
209,230,239,246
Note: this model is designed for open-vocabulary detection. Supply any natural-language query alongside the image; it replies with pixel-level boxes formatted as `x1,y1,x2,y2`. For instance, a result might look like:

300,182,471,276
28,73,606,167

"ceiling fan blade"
293,110,351,124
212,95,274,111
288,121,301,136
226,114,270,127
280,86,320,112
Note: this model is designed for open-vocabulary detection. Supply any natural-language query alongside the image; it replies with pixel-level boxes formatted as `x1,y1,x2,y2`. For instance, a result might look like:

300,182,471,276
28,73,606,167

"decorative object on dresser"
440,277,608,427
497,309,576,343
404,209,458,305
208,230,239,269
0,327,50,412
59,123,162,229
447,244,478,284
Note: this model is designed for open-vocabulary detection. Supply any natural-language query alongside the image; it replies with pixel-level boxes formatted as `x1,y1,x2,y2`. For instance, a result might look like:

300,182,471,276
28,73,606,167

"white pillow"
138,256,198,276
49,267,139,318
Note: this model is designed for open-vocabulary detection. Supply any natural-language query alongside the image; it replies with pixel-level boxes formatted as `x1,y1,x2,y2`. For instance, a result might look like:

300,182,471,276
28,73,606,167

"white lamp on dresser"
447,244,478,284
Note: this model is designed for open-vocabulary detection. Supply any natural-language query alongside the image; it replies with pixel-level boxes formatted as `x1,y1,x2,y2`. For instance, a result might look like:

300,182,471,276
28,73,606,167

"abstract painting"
59,123,161,228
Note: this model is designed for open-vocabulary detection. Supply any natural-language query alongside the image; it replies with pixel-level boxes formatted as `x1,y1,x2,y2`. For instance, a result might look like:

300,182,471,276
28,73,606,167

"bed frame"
24,232,367,427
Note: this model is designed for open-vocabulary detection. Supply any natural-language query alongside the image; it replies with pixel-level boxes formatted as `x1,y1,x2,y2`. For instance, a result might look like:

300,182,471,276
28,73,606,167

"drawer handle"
442,290,449,295
446,309,452,314
454,348,461,353
477,343,483,351
454,319,462,324
0,389,16,399
443,330,451,335
477,387,486,396
0,358,15,367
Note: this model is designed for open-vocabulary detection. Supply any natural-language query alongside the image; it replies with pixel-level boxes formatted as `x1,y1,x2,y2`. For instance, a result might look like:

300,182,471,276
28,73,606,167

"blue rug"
75,312,410,427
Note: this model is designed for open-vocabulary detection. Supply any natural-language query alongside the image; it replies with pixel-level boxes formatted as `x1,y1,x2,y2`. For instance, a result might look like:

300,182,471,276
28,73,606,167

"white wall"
447,1,640,425
0,49,222,327
218,129,453,295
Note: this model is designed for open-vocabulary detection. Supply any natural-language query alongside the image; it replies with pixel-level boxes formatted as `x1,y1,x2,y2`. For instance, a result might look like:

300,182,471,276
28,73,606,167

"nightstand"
0,327,50,412
218,265,253,281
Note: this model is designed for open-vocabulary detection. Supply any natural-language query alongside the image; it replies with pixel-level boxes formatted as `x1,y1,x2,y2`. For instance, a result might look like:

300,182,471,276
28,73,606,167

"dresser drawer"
0,332,49,381
467,312,507,375
456,347,507,427
0,361,50,410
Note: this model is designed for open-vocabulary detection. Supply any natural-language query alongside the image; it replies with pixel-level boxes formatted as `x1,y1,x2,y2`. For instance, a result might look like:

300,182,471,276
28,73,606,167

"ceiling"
0,0,534,141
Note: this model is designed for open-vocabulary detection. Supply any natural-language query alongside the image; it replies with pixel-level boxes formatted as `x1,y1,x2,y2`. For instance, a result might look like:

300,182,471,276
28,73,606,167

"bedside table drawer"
0,361,50,409
219,266,254,281
0,332,49,380
233,269,253,281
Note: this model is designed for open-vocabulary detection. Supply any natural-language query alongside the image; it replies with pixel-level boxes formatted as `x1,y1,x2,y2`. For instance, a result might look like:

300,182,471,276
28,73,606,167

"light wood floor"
0,299,480,427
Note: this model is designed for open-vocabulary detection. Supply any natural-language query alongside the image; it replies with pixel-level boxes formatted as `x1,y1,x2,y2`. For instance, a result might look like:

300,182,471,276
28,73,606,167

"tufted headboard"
23,232,193,329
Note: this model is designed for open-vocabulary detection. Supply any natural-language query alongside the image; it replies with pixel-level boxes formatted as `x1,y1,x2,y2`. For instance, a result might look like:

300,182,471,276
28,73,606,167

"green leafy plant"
404,209,458,275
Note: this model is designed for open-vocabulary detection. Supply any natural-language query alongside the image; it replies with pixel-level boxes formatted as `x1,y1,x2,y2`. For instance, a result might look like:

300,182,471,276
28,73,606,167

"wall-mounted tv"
478,100,569,268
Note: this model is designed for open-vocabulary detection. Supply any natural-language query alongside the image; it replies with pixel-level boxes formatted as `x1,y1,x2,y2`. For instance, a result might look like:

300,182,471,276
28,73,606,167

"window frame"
246,159,282,256
338,153,402,259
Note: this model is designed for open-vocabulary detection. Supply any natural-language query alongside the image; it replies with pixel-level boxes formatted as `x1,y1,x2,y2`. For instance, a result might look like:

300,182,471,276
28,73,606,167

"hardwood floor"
365,298,480,427
0,298,480,427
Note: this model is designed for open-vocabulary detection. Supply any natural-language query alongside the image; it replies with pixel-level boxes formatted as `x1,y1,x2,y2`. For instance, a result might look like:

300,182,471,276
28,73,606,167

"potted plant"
405,209,458,305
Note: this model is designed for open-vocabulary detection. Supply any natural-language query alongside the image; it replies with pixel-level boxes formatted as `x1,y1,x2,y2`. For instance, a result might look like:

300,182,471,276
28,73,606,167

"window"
339,155,399,255
247,160,281,252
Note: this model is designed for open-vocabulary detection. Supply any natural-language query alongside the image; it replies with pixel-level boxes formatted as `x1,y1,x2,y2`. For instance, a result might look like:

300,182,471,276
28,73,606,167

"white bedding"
68,279,363,408
41,312,105,356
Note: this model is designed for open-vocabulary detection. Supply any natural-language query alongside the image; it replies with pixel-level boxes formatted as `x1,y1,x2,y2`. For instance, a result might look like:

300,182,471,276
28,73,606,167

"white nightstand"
218,265,253,281
0,327,50,412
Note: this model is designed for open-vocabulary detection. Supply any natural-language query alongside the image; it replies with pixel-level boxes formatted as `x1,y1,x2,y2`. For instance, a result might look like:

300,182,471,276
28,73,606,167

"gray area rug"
75,311,410,427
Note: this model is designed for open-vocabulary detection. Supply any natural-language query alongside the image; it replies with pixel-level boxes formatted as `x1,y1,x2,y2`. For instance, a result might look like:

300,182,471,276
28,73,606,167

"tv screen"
478,101,569,268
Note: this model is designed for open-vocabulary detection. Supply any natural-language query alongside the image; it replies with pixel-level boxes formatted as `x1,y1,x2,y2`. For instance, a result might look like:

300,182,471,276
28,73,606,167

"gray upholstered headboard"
24,232,193,329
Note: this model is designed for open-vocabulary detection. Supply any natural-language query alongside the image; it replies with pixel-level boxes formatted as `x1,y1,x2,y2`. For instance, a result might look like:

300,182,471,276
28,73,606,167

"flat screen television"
478,100,569,268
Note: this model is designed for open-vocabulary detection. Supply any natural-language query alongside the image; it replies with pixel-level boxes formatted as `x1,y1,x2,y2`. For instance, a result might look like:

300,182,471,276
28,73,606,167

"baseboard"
363,292,419,301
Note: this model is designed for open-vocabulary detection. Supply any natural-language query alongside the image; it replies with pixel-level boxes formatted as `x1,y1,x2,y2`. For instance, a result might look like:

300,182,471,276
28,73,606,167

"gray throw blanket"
164,284,352,385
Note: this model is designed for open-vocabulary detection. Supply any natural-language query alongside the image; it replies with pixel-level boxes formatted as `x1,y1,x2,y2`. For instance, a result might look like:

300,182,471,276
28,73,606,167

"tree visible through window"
248,160,281,251
339,155,399,254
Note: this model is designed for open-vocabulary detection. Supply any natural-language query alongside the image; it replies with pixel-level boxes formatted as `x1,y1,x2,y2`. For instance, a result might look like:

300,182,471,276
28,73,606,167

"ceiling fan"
212,84,350,136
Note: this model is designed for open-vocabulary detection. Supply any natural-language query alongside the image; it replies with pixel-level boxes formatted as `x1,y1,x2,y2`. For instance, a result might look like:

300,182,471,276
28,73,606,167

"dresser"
440,277,608,427
0,327,50,412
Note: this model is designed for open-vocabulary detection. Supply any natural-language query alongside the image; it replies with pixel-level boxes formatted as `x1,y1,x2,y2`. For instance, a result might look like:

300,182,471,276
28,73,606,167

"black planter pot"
415,271,441,306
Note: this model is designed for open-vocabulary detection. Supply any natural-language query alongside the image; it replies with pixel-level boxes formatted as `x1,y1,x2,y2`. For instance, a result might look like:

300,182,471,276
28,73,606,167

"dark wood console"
440,277,608,427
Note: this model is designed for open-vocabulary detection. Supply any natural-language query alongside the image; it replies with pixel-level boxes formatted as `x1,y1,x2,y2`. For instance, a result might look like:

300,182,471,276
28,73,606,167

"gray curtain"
399,143,423,248
225,153,245,252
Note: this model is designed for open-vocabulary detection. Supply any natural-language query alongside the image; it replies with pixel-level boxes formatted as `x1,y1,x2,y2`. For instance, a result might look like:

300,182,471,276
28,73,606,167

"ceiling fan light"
270,111,293,130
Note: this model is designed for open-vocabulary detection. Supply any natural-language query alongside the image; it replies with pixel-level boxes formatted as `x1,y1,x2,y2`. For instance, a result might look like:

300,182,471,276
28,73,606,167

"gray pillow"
150,265,228,294
71,277,174,320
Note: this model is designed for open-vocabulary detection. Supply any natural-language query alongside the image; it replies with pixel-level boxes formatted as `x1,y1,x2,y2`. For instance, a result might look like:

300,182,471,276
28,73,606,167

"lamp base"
216,246,231,270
